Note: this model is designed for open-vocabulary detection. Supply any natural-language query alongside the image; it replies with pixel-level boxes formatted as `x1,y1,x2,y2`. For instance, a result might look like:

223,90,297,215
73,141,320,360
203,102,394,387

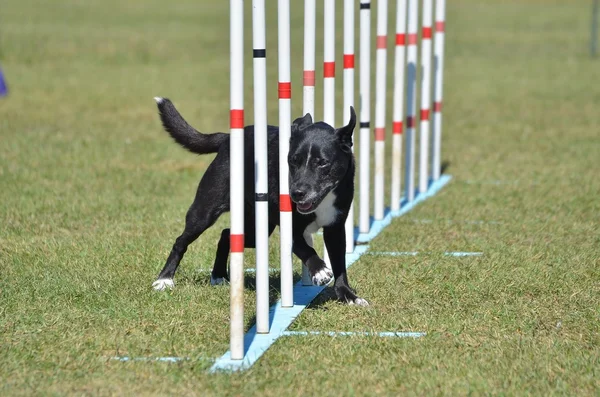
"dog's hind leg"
153,167,229,290
210,214,276,286
153,204,225,290
210,228,230,286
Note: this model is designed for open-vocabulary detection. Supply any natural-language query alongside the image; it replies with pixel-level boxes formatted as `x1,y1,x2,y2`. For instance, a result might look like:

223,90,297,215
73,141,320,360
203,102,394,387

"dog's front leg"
292,229,333,286
323,224,369,306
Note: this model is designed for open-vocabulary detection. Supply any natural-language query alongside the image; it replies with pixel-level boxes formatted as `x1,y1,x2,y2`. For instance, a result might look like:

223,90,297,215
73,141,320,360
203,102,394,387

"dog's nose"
290,189,306,202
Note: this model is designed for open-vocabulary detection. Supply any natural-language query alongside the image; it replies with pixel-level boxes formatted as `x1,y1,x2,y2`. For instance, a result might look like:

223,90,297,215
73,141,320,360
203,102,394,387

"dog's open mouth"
296,201,315,214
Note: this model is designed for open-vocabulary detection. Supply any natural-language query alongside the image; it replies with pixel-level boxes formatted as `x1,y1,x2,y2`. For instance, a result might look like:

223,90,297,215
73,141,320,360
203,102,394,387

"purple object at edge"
0,67,8,96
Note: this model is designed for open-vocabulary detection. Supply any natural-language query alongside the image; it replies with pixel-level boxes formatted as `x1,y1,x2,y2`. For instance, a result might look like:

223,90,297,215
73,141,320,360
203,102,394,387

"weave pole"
252,0,270,333
279,0,294,308
301,0,316,285
418,0,433,193
229,0,245,360
432,0,446,181
373,0,388,221
323,0,335,266
358,0,371,233
390,0,407,211
404,0,419,202
343,0,355,253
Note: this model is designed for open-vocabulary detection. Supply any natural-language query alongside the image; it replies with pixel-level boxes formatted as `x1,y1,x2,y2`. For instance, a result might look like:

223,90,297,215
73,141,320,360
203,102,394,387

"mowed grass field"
1,0,599,395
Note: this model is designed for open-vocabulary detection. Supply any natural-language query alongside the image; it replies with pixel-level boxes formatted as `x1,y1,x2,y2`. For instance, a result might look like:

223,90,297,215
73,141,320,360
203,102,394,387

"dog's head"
288,106,356,214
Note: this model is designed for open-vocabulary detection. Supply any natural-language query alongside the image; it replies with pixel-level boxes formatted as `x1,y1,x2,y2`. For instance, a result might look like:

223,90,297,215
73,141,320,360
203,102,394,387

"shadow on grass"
304,286,338,310
441,160,451,175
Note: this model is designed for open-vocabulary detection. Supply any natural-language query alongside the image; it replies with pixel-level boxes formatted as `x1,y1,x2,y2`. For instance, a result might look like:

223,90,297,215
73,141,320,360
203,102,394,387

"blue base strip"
368,251,483,257
209,245,369,372
282,330,426,338
112,356,196,363
210,175,452,373
356,175,452,243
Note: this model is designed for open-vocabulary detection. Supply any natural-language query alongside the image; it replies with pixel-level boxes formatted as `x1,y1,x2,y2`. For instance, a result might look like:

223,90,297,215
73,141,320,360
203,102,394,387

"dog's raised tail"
154,97,228,155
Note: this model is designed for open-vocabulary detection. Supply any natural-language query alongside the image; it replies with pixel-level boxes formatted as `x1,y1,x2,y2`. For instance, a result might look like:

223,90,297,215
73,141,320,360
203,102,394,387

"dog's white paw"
348,297,370,307
154,96,164,104
312,267,334,286
152,278,174,291
210,275,228,286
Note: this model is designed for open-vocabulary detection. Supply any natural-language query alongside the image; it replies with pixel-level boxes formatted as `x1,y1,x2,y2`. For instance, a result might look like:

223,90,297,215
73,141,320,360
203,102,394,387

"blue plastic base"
210,175,453,372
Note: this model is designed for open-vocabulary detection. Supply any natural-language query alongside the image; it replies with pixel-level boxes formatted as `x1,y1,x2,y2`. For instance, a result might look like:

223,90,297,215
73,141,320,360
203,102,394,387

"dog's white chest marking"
314,191,340,227
303,192,340,247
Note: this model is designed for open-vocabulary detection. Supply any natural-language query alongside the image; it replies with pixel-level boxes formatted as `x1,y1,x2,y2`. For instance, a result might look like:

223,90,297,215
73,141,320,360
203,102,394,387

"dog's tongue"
297,202,312,212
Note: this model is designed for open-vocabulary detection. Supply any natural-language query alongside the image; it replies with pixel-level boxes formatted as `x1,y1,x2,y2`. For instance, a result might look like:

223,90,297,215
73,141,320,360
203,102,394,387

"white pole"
278,0,294,307
418,0,433,194
302,0,316,285
391,0,407,211
252,0,270,334
229,0,245,360
358,0,371,234
404,0,419,202
343,0,355,253
323,0,335,267
373,0,388,221
432,0,446,181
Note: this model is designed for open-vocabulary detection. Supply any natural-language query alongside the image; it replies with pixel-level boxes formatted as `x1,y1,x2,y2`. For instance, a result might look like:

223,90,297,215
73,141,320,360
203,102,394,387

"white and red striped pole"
323,0,335,266
373,0,388,221
391,0,407,211
419,0,433,193
432,0,446,181
343,0,355,253
252,0,270,334
404,0,419,202
278,0,294,307
358,0,371,234
229,0,245,360
302,0,316,285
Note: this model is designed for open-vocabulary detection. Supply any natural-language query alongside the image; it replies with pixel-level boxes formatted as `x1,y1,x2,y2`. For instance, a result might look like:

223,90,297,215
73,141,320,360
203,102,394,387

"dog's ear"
291,113,313,134
335,106,356,151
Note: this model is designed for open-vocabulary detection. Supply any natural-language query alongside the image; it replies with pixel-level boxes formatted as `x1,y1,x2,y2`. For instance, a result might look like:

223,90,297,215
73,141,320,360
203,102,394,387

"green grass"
1,0,599,395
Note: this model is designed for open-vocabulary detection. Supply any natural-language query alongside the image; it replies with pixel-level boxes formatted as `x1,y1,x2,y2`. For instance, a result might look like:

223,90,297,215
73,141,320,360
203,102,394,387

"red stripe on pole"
230,234,244,253
375,128,385,141
420,109,430,121
422,27,432,39
395,33,406,46
392,121,403,135
323,62,335,78
408,34,418,45
434,101,442,112
278,82,291,99
230,109,244,129
343,54,354,69
303,70,315,87
436,21,445,32
406,116,415,128
280,194,292,212
376,35,387,49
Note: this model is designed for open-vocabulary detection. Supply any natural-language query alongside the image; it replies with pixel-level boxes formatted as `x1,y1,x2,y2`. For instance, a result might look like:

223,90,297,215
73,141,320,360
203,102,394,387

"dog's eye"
290,155,302,167
317,159,329,168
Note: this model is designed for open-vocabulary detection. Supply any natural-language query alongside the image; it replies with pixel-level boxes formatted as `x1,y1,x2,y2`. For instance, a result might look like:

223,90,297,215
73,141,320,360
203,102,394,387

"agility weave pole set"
220,0,449,371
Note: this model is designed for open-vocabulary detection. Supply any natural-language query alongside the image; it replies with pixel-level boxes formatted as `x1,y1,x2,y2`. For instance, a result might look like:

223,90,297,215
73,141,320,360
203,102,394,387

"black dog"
151,98,367,306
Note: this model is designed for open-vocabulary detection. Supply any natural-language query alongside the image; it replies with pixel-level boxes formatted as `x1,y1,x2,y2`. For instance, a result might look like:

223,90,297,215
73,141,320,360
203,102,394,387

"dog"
151,97,368,306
